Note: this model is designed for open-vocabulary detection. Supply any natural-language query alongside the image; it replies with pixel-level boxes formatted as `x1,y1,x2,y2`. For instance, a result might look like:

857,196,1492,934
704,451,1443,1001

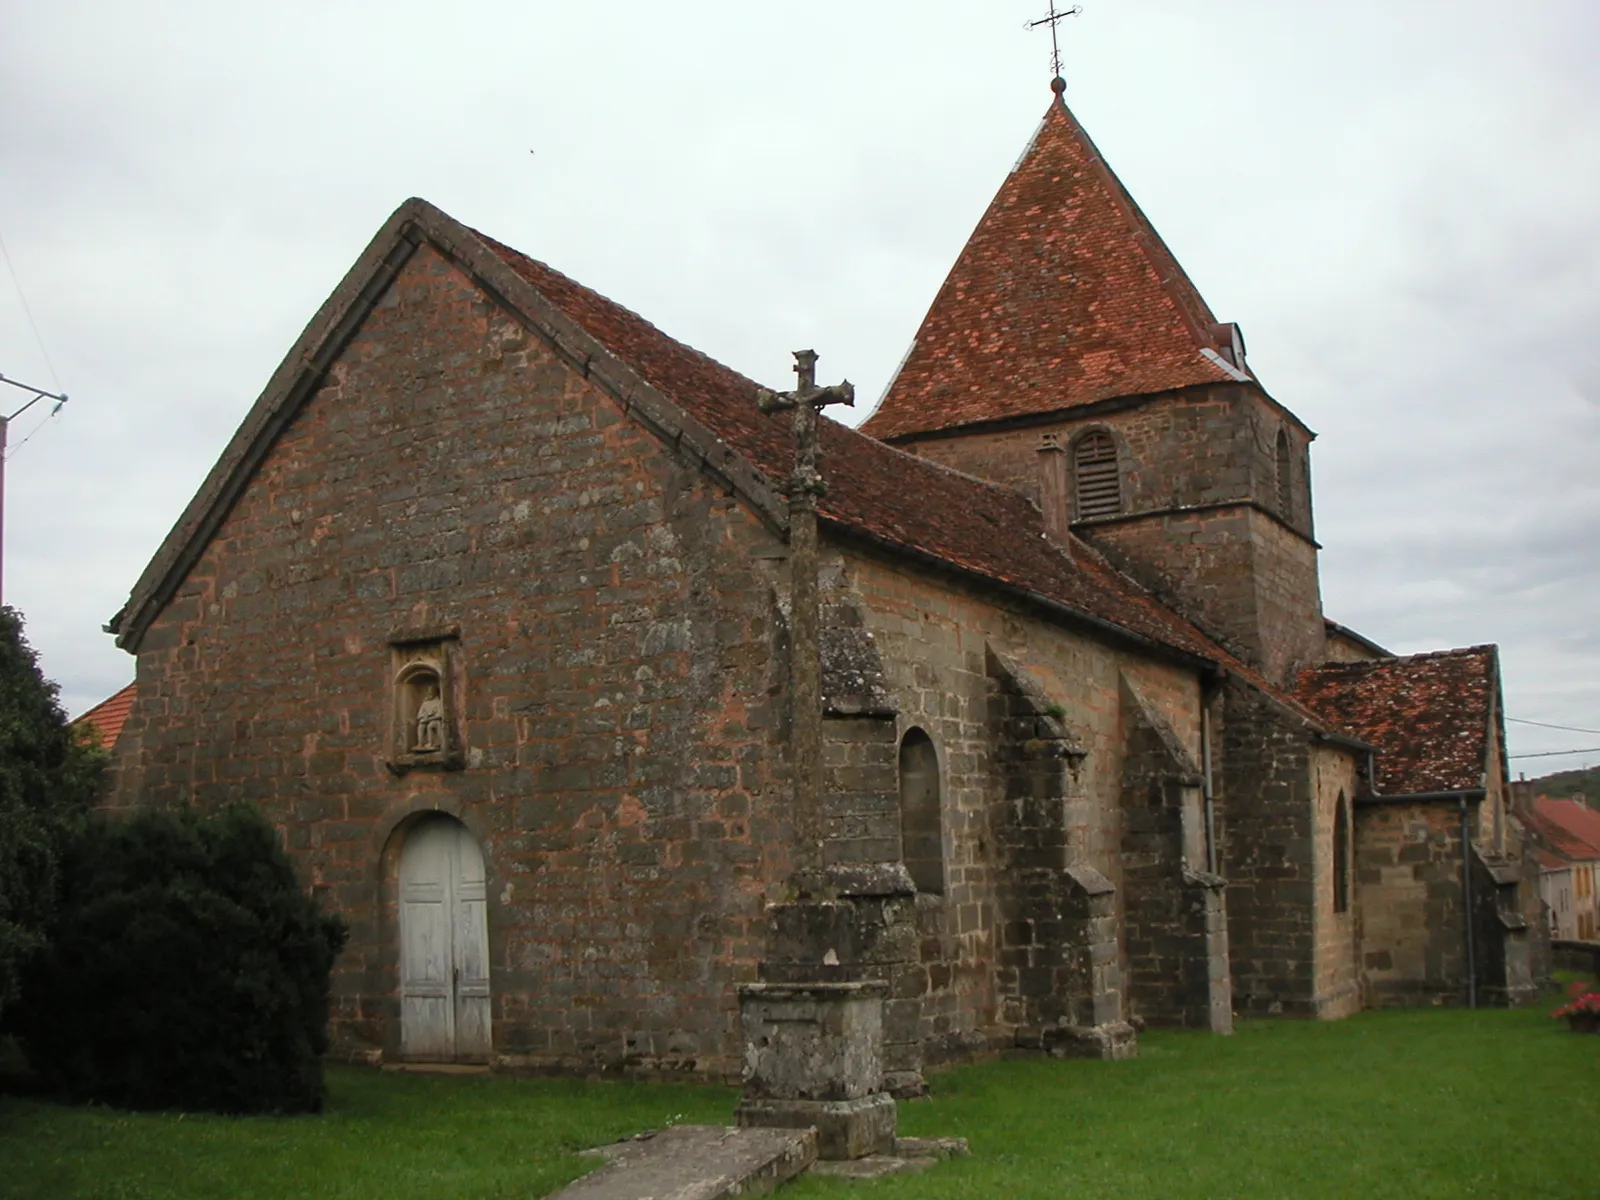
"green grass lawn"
1,1003,1595,1200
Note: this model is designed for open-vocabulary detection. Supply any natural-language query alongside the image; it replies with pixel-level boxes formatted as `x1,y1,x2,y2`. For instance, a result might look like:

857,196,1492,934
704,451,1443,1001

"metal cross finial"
1027,2,1082,87
757,350,855,501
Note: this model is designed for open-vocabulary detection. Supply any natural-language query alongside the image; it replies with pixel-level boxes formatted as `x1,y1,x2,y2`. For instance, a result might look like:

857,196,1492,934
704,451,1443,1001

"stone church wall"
899,386,1252,517
1216,679,1318,1015
1355,800,1473,1007
839,547,1205,1054
891,386,1324,685
108,244,795,1078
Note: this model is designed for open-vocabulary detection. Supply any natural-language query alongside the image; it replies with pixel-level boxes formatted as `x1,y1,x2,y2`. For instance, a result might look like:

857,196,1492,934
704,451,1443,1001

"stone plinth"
735,980,896,1160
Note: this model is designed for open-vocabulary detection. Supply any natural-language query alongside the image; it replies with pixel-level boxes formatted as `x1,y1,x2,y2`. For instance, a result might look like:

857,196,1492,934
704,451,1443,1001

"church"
98,78,1542,1086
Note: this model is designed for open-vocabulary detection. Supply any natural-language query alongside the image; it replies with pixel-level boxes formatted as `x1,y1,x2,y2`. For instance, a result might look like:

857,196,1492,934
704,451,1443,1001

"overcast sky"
2,0,1596,773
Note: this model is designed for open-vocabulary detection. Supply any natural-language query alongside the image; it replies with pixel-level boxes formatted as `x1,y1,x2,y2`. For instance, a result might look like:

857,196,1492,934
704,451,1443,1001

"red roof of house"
73,682,135,750
862,92,1239,443
1525,797,1600,865
477,231,1330,731
1294,647,1499,796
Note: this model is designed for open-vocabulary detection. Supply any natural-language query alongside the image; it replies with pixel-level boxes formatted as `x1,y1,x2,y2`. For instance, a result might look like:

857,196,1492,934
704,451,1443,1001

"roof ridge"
1306,643,1497,675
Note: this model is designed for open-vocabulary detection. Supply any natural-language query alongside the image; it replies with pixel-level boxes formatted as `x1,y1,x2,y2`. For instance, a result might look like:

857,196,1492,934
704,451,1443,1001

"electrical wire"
1507,716,1600,737
0,227,62,392
3,400,65,460
1507,746,1600,760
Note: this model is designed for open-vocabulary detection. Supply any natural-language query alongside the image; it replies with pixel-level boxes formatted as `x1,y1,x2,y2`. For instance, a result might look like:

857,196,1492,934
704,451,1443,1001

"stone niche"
388,628,464,772
735,980,897,1161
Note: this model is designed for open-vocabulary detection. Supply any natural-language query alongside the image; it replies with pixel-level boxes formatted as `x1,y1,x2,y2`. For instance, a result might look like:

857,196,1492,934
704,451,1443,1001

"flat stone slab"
552,1125,817,1200
806,1136,970,1182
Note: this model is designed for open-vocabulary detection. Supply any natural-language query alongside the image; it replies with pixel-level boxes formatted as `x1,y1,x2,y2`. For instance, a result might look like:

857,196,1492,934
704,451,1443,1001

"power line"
1507,746,1600,760
4,400,64,460
1507,716,1600,737
0,228,62,392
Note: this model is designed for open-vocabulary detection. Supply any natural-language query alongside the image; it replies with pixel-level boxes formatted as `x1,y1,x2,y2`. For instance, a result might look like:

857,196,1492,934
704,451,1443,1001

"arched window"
898,728,944,895
1333,792,1350,914
1073,431,1122,519
1275,428,1293,518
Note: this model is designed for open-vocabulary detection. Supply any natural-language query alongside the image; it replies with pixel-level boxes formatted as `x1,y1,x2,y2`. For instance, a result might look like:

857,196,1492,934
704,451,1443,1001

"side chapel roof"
108,199,1340,743
1295,646,1502,796
72,681,136,751
862,89,1246,443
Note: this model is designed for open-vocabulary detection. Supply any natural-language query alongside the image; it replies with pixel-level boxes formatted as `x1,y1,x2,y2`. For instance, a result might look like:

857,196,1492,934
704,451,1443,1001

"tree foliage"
12,803,348,1113
0,606,103,1015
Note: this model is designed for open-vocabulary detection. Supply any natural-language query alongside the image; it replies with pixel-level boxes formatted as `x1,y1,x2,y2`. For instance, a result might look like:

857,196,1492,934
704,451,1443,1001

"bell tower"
861,84,1327,684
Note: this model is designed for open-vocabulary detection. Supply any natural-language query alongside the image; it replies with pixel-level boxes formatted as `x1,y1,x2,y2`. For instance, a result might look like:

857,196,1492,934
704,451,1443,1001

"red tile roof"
1295,647,1499,796
862,94,1238,443
1526,797,1600,865
477,231,1329,728
73,682,135,750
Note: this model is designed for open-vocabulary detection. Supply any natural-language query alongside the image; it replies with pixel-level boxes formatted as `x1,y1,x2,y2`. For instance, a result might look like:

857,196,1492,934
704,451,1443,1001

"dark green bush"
11,803,347,1113
0,607,104,1018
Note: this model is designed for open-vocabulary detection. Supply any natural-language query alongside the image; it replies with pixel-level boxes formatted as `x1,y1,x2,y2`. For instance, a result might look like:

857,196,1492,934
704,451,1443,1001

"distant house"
1524,797,1600,941
72,682,136,752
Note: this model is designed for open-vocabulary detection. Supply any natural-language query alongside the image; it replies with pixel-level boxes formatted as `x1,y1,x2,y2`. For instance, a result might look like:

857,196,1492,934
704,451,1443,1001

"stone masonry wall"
896,385,1324,686
841,547,1204,1055
1312,745,1360,1018
1119,676,1231,1030
108,244,793,1078
986,649,1125,1044
1354,800,1471,1007
1217,678,1317,1015
1088,510,1323,687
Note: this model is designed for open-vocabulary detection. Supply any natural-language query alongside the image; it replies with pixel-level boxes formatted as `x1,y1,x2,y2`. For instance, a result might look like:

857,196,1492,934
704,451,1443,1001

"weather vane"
1027,2,1082,85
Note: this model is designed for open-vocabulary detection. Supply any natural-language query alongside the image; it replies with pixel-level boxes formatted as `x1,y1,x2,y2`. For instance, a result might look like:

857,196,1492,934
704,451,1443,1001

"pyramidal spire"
864,87,1247,442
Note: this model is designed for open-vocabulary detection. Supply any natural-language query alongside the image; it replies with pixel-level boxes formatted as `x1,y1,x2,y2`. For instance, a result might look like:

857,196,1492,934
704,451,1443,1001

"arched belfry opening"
898,728,945,895
397,814,491,1062
1275,427,1293,519
1333,792,1351,915
1073,431,1122,519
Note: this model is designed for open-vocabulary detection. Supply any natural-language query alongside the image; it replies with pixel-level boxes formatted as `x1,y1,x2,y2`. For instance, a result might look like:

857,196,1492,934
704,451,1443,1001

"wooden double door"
398,817,491,1062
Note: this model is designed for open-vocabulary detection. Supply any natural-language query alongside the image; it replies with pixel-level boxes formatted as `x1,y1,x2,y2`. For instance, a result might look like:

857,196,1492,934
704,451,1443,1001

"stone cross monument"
756,350,854,892
739,352,898,1160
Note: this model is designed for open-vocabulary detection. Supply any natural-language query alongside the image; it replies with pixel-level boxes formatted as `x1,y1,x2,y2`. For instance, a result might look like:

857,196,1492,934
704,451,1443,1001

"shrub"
11,803,347,1113
0,606,103,1018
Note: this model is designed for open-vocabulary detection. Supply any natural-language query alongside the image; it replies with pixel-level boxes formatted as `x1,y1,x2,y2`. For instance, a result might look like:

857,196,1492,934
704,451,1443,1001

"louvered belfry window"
1275,428,1293,518
1073,432,1121,519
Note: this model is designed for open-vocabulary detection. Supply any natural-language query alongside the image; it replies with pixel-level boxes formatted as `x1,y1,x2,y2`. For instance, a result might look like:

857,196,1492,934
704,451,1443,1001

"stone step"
551,1125,817,1200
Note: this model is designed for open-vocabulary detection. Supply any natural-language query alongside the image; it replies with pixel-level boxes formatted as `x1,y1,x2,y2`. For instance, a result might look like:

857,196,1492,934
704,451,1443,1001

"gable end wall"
107,244,794,1078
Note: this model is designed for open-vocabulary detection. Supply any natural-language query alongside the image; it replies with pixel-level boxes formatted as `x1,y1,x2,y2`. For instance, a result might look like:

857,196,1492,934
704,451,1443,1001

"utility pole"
0,373,68,606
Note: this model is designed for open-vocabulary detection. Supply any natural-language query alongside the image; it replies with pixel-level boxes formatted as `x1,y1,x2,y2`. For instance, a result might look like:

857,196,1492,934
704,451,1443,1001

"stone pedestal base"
735,1093,897,1161
736,979,897,1160
1042,1020,1138,1060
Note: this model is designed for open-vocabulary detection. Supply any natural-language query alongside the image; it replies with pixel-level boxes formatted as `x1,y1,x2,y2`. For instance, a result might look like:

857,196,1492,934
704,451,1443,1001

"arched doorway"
398,815,491,1062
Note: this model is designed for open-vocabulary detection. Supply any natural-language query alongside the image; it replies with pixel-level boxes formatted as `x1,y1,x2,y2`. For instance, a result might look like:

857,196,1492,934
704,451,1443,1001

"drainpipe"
1460,794,1477,1009
1201,700,1218,875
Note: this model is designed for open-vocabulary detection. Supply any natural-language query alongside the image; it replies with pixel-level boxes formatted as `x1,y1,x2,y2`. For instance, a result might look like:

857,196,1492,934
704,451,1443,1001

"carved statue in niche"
413,680,444,752
387,629,464,772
